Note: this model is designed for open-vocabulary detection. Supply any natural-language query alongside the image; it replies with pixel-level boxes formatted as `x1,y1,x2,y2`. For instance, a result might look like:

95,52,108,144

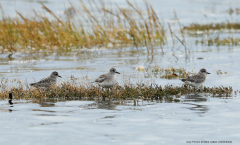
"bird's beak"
116,72,120,74
207,72,210,74
58,76,62,78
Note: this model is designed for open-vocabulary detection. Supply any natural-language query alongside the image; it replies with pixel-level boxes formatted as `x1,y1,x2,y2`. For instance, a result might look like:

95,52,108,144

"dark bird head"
200,68,210,74
109,68,120,74
51,71,62,78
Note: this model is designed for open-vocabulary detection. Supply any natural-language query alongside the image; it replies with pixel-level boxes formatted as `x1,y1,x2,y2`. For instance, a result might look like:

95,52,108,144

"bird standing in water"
181,68,210,93
94,68,120,100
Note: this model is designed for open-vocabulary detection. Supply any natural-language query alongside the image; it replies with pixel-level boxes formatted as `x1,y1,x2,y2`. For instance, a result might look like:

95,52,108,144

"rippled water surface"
1,0,240,144
0,95,240,144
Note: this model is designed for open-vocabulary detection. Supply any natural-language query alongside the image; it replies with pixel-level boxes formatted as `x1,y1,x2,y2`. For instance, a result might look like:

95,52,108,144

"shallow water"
0,0,240,144
0,95,239,145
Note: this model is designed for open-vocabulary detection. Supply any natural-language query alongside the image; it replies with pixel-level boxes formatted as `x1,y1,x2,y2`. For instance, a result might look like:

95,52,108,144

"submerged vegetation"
183,21,240,46
183,22,240,31
0,1,166,54
144,66,190,79
196,37,240,46
136,65,191,79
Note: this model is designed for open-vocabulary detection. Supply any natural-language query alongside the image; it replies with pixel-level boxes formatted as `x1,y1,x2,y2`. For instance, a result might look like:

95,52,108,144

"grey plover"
181,68,210,91
94,68,120,88
30,71,61,88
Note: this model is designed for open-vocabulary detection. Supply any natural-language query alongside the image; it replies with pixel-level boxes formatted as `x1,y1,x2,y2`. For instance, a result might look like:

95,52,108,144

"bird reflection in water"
182,93,209,114
96,101,117,110
9,92,14,112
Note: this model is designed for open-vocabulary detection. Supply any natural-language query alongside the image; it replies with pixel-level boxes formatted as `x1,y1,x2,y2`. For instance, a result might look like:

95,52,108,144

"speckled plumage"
30,71,61,88
181,68,210,87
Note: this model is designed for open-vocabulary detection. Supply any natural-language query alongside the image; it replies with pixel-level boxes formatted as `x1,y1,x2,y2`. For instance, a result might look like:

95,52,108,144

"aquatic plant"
140,65,190,79
196,37,240,46
215,70,229,75
0,0,166,54
0,77,233,102
183,22,240,31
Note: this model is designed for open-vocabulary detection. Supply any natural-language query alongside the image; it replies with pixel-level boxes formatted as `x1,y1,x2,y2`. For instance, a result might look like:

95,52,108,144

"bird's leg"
198,87,201,93
102,95,106,101
108,88,110,100
102,87,106,101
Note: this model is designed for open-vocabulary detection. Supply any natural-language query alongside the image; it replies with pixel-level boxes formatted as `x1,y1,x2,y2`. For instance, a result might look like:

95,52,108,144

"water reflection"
39,122,63,126
29,122,64,127
38,102,55,107
35,114,58,116
182,93,209,114
0,108,14,113
31,109,56,113
184,93,208,102
32,98,57,107
95,101,117,110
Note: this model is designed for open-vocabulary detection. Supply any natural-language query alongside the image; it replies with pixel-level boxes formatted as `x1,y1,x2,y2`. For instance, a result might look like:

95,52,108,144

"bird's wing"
37,77,51,84
193,74,205,83
182,75,196,82
95,74,107,83
30,76,53,87
188,75,198,82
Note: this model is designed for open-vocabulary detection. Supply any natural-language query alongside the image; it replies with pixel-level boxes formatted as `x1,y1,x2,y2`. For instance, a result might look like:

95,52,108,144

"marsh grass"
0,77,233,102
183,22,240,32
142,66,190,79
0,0,166,54
196,37,240,46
